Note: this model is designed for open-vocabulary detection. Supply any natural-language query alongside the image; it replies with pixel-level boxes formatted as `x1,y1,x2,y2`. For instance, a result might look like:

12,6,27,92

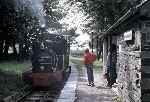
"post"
91,32,93,52
103,38,107,73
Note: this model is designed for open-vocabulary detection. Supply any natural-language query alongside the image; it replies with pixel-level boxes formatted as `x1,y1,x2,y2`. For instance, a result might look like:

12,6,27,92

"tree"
0,0,41,60
42,0,63,29
0,0,83,61
0,0,18,58
67,0,143,34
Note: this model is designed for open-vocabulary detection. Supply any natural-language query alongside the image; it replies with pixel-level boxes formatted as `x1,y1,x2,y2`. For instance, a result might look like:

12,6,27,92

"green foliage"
68,0,143,34
62,28,79,44
79,0,131,32
70,56,102,69
93,59,103,69
0,0,41,60
0,0,65,60
0,61,31,74
113,96,123,102
70,57,83,72
0,61,31,97
0,0,82,60
42,0,63,29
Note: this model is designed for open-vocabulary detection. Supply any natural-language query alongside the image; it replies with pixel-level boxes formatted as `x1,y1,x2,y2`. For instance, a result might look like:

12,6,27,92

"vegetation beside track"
70,56,103,70
0,61,31,98
70,57,102,69
0,61,31,74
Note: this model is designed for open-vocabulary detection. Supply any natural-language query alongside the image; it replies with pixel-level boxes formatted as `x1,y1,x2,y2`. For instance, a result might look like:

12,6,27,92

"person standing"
106,44,117,87
84,48,96,87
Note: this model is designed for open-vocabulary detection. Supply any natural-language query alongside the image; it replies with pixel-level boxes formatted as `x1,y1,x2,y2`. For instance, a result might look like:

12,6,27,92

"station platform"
57,63,116,102
57,63,78,102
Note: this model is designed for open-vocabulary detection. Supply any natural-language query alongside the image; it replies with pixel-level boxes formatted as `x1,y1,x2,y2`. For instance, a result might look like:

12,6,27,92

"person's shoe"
91,83,95,87
87,83,91,86
112,83,118,88
107,84,112,88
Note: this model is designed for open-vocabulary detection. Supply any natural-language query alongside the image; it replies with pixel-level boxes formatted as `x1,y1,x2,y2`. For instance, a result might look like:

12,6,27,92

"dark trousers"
106,66,117,87
85,64,94,84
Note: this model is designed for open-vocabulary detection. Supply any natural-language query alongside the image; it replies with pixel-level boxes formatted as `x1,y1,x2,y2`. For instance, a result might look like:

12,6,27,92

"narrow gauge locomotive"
23,33,70,87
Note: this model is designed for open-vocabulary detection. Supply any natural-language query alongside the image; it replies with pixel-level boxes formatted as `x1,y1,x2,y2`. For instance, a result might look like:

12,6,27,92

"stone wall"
116,29,141,102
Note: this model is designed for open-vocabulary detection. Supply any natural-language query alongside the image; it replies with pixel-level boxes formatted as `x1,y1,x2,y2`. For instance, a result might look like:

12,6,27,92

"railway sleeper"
23,92,58,102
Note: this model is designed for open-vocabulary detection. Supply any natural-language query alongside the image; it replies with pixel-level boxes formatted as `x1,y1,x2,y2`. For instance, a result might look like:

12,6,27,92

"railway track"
19,70,71,102
16,83,64,102
3,68,71,102
3,81,65,102
19,90,58,102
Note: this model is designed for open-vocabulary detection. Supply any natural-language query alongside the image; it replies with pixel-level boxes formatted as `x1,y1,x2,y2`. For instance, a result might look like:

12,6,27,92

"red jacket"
84,52,96,64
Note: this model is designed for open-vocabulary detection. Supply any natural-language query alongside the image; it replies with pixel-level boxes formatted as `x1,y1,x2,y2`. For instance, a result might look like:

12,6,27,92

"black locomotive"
23,33,70,87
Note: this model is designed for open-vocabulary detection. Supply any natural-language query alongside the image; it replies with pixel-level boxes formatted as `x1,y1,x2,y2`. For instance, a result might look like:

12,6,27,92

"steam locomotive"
23,33,70,87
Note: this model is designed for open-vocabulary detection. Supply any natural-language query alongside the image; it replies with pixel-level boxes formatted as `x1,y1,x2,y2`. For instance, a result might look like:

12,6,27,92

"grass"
0,61,31,74
70,57,83,66
113,96,123,102
70,56,103,70
93,59,103,69
70,56,84,77
0,60,31,98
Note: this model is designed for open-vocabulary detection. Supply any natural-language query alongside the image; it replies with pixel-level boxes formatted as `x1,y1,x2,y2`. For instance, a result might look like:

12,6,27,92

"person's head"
85,48,89,53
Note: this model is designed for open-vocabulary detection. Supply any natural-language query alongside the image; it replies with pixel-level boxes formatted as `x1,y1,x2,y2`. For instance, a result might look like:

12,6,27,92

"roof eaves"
94,0,150,39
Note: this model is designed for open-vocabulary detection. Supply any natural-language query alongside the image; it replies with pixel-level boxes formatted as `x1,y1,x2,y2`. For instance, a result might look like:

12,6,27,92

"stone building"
94,1,150,102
